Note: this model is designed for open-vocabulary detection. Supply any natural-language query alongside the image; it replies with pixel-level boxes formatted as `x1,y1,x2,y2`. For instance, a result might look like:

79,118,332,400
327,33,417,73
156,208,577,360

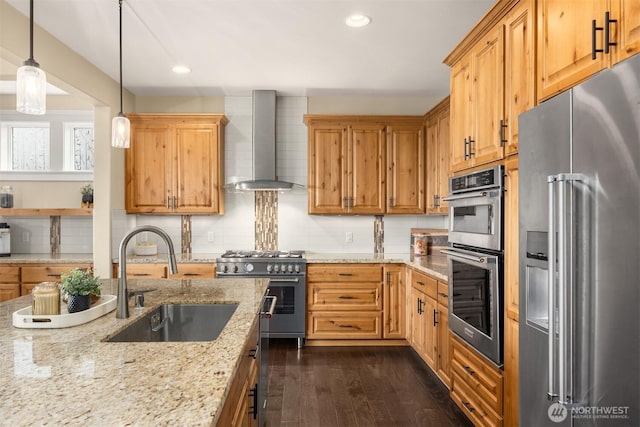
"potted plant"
59,268,101,313
81,183,94,207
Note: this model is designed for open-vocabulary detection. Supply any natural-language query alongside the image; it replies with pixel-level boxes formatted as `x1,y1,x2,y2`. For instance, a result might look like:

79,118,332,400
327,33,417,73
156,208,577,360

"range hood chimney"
233,90,295,191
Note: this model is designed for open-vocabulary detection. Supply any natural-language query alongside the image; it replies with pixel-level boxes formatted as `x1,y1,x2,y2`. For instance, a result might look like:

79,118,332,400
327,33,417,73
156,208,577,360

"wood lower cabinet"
112,263,216,279
451,335,504,427
0,266,20,302
217,317,259,427
425,97,450,214
126,114,227,214
21,264,92,295
408,268,451,388
307,263,398,340
383,264,405,339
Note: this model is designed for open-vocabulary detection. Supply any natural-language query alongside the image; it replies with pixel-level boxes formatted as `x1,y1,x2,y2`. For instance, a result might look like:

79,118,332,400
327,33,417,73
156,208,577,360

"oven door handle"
440,249,486,264
268,278,299,283
442,190,496,202
261,295,278,318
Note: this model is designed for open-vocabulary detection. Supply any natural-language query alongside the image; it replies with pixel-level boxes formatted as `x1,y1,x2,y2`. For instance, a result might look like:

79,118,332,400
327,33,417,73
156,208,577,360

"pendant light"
111,0,130,148
16,0,46,115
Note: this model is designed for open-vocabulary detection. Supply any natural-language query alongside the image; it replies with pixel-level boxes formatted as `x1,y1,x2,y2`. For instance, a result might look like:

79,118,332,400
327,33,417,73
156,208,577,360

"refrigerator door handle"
558,177,569,405
547,175,558,401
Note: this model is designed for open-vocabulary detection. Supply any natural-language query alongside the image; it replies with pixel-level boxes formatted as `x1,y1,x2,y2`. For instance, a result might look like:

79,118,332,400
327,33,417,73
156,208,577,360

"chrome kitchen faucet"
116,225,178,318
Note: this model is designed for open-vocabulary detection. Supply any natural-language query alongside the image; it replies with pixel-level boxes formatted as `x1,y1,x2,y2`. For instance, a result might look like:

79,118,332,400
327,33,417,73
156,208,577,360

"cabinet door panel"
126,125,172,213
504,0,535,156
386,124,424,213
473,25,505,166
308,282,382,311
175,124,220,213
614,0,640,63
450,58,474,172
308,126,347,213
537,0,609,101
383,266,405,339
436,303,451,388
0,284,20,302
349,125,386,214
436,111,450,213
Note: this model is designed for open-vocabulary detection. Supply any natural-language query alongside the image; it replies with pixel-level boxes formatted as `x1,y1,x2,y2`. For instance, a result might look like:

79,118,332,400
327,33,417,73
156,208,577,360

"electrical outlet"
345,231,353,243
207,231,215,242
22,231,30,243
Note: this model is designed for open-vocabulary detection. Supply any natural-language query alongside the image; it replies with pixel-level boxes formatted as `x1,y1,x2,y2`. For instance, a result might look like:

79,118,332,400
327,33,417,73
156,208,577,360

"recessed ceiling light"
172,65,191,74
345,14,371,28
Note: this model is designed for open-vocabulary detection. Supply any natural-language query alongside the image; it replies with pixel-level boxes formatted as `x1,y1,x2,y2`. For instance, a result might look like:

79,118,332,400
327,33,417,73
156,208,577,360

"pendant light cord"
29,0,34,61
118,0,124,115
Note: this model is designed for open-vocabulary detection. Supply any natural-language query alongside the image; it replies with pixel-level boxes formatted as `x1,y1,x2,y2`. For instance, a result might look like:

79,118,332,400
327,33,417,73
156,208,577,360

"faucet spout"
116,225,178,319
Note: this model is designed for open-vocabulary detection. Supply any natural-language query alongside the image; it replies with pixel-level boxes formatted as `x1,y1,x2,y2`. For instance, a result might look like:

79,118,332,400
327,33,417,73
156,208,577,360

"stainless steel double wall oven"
443,165,504,366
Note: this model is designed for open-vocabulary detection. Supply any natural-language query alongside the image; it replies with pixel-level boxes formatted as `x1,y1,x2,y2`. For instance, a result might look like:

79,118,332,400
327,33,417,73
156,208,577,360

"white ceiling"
4,0,493,97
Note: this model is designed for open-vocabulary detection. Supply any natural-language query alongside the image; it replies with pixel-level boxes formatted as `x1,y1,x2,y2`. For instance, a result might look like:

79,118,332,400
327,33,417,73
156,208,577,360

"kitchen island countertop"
0,277,268,426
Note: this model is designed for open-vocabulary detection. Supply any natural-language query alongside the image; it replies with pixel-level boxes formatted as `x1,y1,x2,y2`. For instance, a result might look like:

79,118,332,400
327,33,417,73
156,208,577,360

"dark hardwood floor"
266,339,473,427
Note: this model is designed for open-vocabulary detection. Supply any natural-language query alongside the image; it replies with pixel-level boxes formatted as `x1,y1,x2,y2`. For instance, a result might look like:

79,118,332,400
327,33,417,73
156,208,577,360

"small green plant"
80,183,93,197
59,268,101,296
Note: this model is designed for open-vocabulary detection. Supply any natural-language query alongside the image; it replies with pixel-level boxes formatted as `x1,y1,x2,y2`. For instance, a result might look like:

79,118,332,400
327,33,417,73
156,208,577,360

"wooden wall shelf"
0,208,93,217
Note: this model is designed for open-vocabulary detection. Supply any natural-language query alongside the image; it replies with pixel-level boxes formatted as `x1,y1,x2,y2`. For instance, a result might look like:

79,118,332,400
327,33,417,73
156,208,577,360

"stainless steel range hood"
232,90,296,191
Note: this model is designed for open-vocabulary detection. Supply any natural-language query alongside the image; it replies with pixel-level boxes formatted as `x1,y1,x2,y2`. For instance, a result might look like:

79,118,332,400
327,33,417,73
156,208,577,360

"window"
0,110,94,181
0,122,50,171
64,123,94,171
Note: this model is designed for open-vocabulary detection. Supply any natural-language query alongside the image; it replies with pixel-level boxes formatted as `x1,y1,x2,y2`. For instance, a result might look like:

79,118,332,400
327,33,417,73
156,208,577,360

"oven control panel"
450,165,504,194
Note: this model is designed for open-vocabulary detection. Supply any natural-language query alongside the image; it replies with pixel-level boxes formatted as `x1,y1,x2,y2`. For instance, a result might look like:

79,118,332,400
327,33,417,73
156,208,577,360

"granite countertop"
0,253,94,264
0,277,269,426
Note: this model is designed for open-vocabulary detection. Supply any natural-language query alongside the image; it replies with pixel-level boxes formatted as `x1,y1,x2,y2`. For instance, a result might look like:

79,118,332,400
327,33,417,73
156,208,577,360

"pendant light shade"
111,0,130,148
16,0,46,115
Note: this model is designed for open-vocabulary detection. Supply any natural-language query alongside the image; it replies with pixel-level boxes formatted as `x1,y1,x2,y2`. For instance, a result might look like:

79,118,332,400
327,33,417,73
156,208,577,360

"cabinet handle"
592,19,604,59
339,324,354,328
248,383,258,419
433,194,439,208
388,197,394,208
416,281,425,286
167,196,171,209
499,119,508,147
468,136,475,157
418,298,424,315
463,137,469,160
338,273,353,276
47,274,61,278
182,273,200,277
433,309,438,326
438,292,448,299
463,365,476,376
349,197,354,209
338,295,354,300
604,11,617,54
343,197,347,209
173,196,177,209
248,348,257,359
132,273,151,277
386,271,391,285
462,401,476,413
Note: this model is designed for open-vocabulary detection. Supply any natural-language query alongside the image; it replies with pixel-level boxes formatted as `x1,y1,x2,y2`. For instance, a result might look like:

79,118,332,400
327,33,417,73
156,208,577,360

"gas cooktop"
219,250,304,259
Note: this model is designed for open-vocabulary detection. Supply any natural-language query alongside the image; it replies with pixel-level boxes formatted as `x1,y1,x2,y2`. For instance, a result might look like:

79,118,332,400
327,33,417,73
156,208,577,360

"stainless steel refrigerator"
519,54,640,426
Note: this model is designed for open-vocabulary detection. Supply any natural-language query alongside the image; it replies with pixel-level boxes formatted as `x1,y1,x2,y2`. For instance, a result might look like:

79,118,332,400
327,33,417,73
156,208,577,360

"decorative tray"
12,295,117,329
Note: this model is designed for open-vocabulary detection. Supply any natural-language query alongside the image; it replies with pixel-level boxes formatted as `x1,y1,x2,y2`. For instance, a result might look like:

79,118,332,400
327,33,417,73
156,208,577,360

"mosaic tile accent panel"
181,215,192,254
374,215,384,254
50,215,61,256
255,191,277,251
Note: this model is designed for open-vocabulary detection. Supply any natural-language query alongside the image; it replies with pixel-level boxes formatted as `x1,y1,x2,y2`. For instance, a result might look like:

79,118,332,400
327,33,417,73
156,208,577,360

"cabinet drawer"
115,264,167,279
0,266,20,283
452,371,503,427
0,284,20,302
411,270,437,299
307,311,382,339
452,337,503,414
307,264,383,282
22,264,92,283
437,281,449,307
168,264,216,279
308,282,382,311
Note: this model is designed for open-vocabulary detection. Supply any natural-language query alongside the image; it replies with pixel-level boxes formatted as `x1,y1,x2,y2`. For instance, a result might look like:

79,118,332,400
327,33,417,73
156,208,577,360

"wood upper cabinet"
425,97,450,214
449,25,505,172
386,122,425,214
504,0,535,157
306,120,385,214
537,0,640,101
126,114,227,214
305,116,424,214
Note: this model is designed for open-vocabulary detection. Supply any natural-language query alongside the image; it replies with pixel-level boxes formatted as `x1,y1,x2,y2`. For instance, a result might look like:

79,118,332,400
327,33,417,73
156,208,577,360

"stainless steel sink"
105,303,238,342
